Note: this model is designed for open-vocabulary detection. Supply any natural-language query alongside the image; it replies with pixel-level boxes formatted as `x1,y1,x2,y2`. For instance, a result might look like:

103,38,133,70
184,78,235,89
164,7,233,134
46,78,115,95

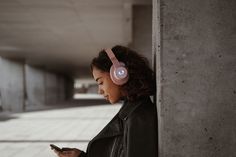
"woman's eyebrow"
95,77,102,82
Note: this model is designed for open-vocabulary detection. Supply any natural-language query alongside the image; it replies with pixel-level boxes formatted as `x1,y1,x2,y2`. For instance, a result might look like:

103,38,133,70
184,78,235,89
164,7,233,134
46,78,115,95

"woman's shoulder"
131,96,157,118
118,96,157,121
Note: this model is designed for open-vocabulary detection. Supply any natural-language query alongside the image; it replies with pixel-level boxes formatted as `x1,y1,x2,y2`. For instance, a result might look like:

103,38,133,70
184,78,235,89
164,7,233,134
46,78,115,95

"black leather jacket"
80,96,158,157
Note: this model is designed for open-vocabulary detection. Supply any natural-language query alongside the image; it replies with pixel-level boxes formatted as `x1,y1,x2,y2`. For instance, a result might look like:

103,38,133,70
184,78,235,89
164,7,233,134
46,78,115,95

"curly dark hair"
90,45,156,101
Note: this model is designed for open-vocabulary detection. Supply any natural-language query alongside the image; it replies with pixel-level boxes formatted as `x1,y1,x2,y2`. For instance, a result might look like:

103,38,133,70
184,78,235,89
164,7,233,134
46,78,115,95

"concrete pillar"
44,71,68,105
25,65,68,108
25,65,46,110
65,77,74,100
58,75,66,101
153,0,236,156
0,57,69,111
0,57,24,112
45,71,59,105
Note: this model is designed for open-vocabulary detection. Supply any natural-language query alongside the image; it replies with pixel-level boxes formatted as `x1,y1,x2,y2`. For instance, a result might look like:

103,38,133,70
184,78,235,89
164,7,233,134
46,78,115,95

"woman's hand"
53,148,81,157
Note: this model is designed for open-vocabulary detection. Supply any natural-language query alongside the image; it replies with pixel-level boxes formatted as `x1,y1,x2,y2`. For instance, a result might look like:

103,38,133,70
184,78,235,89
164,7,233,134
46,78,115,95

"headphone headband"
104,48,129,85
105,49,120,68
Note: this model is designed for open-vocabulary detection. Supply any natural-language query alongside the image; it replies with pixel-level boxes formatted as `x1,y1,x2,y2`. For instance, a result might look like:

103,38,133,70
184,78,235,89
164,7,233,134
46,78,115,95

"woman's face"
92,67,123,104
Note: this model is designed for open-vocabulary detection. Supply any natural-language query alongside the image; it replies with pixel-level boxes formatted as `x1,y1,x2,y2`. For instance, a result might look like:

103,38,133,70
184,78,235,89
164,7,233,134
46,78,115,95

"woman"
52,45,158,157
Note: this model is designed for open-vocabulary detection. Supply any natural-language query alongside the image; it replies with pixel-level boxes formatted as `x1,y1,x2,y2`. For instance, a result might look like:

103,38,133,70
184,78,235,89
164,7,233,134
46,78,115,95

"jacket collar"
89,96,152,142
118,96,151,120
90,114,123,142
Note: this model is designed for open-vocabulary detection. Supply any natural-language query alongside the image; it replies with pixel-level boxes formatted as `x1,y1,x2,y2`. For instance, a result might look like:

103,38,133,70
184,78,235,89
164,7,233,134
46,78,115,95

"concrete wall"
0,57,25,112
131,4,152,64
45,71,59,105
58,76,66,101
45,72,67,104
65,77,74,100
0,58,68,112
25,65,46,110
153,0,236,156
26,65,67,108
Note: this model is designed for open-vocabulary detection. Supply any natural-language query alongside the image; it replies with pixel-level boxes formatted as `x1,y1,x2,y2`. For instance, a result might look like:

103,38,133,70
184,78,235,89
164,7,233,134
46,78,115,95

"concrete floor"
0,103,121,157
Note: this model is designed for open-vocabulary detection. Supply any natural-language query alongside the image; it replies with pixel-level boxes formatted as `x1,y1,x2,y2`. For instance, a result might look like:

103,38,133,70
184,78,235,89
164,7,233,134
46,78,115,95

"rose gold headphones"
105,49,129,85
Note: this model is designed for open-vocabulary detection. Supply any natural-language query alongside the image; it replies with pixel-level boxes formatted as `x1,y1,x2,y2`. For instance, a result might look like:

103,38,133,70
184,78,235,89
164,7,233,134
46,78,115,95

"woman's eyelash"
98,82,103,85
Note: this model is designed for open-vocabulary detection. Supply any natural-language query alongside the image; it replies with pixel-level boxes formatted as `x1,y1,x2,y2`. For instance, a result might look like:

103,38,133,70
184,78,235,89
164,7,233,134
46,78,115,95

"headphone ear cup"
110,63,129,85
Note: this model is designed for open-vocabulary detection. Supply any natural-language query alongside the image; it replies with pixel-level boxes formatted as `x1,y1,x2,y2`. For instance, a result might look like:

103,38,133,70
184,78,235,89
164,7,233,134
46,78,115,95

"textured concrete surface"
0,103,121,157
25,65,46,109
0,58,69,112
45,72,60,105
0,58,24,112
153,0,236,156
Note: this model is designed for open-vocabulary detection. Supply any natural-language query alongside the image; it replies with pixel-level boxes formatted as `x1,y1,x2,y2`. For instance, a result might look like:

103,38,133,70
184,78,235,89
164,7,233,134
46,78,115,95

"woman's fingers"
62,151,72,155
56,152,69,157
61,147,73,151
52,147,80,157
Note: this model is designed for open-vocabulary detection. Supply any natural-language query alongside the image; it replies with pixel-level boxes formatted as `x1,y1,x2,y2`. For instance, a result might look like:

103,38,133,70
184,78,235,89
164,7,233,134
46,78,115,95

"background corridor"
0,102,121,157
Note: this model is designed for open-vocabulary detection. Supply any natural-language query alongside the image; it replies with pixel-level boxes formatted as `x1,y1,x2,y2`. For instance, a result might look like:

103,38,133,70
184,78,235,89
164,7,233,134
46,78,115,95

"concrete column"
45,71,58,105
65,77,74,100
153,0,236,156
25,66,68,108
25,65,46,110
0,57,24,112
58,75,66,101
0,57,69,111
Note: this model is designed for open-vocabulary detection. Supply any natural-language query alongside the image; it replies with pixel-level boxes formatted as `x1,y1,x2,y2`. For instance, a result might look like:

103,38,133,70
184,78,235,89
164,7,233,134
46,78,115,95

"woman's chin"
109,99,119,104
109,100,114,104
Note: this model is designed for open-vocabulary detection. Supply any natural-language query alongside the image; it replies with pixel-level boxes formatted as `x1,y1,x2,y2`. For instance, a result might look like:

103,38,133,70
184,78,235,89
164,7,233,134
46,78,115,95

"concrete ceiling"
0,0,151,77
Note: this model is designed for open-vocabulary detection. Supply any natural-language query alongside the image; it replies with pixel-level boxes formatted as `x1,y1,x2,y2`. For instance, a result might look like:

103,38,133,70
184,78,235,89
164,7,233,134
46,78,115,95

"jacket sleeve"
124,107,158,157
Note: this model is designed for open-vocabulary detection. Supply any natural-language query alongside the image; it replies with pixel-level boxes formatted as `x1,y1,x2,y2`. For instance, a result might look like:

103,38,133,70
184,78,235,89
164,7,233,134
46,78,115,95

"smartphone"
50,144,62,152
